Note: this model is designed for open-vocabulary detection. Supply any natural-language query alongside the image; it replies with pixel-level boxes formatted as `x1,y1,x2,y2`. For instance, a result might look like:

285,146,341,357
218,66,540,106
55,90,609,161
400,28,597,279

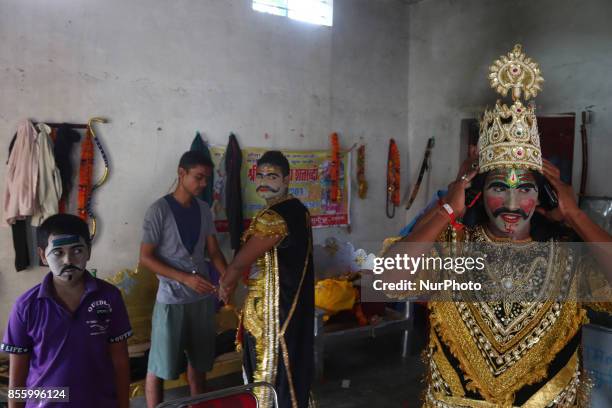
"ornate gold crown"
478,44,544,173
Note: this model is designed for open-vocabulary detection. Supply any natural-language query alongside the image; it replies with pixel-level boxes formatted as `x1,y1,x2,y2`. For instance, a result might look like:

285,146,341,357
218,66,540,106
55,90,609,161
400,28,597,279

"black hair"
463,170,578,242
37,214,92,250
178,151,214,171
256,150,290,177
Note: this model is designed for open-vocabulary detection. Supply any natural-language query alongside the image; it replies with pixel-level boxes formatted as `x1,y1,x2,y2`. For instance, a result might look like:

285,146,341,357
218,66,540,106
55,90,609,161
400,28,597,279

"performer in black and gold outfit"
220,151,314,408
384,45,612,407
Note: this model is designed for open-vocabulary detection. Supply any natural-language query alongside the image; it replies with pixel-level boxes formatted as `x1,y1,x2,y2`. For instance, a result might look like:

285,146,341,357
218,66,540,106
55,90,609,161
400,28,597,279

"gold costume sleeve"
245,209,289,241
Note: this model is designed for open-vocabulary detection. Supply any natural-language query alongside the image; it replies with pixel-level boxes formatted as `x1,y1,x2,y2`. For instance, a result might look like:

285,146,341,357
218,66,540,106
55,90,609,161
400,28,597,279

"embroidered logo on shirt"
86,300,112,336
87,299,112,313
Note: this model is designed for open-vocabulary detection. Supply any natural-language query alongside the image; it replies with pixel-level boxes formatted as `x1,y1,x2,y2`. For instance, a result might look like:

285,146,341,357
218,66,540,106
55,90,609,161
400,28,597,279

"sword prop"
404,137,435,210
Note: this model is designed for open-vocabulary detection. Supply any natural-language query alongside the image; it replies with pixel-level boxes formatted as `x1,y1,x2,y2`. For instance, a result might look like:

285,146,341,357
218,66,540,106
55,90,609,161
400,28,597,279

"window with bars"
253,0,333,27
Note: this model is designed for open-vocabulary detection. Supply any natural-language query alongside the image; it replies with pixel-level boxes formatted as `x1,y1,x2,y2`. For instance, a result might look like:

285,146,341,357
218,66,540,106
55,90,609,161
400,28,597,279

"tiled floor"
131,331,426,408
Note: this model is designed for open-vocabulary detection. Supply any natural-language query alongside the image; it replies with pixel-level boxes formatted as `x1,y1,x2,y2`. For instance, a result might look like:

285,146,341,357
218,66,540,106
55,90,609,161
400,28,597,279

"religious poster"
210,146,351,231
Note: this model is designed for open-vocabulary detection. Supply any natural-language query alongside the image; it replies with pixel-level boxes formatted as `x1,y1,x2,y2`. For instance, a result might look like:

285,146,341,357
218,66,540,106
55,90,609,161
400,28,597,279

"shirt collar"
37,270,99,299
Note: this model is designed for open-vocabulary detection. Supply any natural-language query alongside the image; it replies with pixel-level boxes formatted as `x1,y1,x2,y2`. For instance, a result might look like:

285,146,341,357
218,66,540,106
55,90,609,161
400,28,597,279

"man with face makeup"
1,214,132,408
383,45,612,407
140,151,228,408
219,151,315,408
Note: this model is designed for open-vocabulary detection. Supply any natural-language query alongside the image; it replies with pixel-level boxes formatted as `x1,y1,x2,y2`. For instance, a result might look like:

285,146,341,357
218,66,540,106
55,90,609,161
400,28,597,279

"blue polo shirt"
1,271,132,407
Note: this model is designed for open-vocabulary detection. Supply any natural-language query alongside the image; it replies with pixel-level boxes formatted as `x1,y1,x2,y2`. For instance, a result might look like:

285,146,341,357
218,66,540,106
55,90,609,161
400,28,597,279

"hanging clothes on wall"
31,124,62,226
3,119,39,224
190,131,214,206
10,220,30,271
225,133,243,251
3,119,39,271
212,150,227,216
54,124,81,212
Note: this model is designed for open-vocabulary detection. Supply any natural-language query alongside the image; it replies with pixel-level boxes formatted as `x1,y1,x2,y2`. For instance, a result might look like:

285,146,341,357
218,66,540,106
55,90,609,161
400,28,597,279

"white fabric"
31,123,62,226
3,119,39,225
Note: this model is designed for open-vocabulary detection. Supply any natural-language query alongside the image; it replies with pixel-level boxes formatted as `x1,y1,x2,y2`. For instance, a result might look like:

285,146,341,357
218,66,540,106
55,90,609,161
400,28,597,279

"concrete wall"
0,0,409,338
405,0,612,222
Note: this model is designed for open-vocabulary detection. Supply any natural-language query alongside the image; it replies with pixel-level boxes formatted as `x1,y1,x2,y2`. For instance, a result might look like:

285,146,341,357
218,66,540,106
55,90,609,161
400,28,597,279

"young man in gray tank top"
140,151,227,408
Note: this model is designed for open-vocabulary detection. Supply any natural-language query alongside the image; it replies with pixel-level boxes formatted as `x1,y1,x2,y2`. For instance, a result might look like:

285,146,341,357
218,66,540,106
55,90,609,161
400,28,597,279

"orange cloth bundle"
315,278,357,316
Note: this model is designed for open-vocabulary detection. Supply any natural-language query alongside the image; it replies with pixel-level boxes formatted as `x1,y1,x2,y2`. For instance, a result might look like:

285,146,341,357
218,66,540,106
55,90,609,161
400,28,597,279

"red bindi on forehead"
486,169,536,185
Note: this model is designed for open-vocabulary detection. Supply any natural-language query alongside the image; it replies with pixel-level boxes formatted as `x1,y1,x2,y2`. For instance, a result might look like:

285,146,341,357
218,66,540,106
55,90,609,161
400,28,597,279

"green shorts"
147,297,216,380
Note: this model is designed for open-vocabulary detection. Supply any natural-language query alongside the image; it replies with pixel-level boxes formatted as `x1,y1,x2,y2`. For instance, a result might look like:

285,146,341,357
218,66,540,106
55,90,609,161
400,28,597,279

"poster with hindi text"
210,146,350,231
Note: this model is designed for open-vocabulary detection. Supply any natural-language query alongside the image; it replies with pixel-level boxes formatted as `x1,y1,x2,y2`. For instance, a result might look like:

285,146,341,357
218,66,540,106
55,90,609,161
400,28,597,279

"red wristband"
438,199,464,231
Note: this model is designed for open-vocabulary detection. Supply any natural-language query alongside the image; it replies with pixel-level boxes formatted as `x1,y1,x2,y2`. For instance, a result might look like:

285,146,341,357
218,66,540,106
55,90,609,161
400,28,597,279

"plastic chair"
155,382,278,408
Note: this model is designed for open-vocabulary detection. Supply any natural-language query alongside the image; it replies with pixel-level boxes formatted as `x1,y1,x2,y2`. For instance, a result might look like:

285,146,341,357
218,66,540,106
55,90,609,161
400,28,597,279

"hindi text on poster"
210,147,351,230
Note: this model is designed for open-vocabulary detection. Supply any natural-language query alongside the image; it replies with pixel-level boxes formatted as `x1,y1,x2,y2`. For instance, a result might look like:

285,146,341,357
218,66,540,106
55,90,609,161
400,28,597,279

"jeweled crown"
478,44,544,173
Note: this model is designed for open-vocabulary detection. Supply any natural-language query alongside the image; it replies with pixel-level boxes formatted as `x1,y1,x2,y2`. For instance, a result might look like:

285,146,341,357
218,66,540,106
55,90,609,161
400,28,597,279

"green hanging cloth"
190,131,214,206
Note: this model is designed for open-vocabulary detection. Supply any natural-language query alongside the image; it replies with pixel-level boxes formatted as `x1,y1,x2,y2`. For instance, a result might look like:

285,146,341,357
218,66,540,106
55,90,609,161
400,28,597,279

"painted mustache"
57,264,84,281
492,207,529,219
60,264,83,275
256,185,280,193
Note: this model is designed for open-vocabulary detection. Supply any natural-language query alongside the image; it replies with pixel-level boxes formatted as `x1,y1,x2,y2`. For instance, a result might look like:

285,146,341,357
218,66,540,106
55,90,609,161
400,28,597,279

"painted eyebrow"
517,183,537,189
486,181,537,190
486,181,508,188
51,235,81,246
52,244,85,250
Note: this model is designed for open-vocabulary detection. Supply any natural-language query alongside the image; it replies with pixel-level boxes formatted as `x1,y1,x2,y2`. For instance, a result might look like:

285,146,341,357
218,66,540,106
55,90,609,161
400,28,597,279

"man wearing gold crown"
385,45,611,407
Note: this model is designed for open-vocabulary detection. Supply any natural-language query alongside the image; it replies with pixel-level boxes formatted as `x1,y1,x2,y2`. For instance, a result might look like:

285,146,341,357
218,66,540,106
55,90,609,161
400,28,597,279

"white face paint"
255,164,289,201
483,168,539,239
42,234,90,283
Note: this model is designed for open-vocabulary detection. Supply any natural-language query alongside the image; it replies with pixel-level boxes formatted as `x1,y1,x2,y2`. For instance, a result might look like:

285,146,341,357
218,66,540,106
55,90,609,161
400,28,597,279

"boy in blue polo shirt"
1,214,132,408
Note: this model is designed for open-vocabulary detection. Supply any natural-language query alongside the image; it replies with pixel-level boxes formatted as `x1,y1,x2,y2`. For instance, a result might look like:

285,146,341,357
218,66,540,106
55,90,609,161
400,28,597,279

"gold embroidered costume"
237,196,315,408
424,225,591,407
413,45,610,407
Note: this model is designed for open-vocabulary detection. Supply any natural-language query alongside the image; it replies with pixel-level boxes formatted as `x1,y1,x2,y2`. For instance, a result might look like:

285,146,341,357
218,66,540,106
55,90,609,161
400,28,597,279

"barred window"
253,0,333,27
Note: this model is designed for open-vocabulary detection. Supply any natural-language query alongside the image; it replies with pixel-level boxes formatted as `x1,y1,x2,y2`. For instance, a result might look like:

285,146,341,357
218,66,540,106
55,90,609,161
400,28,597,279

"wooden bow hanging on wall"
69,117,108,239
85,117,109,239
